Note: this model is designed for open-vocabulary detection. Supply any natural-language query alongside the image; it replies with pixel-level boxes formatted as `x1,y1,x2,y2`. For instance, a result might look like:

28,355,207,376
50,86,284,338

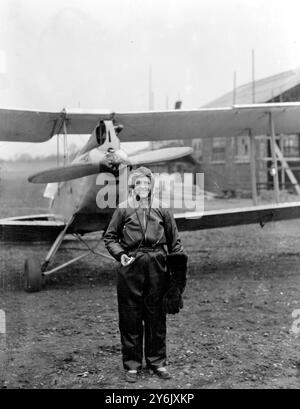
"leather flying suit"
104,196,183,370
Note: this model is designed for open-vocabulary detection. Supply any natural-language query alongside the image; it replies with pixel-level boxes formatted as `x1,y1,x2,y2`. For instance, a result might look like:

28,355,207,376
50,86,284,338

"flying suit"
104,194,183,371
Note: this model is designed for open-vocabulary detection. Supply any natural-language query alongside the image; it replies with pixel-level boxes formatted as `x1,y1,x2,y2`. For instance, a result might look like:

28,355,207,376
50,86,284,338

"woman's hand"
121,254,135,266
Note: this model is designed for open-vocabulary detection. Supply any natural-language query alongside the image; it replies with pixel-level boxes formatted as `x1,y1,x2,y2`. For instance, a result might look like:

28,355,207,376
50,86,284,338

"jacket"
103,196,183,261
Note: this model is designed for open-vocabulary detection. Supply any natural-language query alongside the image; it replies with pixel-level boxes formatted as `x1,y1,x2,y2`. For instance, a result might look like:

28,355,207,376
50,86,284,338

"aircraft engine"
80,120,124,152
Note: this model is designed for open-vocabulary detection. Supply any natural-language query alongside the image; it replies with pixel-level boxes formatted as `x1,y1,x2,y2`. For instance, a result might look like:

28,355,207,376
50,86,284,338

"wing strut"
55,109,69,168
269,112,280,203
249,128,258,205
274,143,300,195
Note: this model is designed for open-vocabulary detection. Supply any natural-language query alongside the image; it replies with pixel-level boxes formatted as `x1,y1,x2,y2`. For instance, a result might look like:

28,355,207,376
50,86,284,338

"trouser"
117,247,169,371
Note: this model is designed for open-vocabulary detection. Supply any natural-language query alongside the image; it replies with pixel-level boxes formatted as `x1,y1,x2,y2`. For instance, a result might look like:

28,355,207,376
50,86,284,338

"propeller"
28,146,194,183
129,146,193,166
28,149,128,183
28,162,113,183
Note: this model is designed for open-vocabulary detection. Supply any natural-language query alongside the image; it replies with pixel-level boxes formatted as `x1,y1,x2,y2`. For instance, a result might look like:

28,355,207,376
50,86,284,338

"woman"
104,166,184,383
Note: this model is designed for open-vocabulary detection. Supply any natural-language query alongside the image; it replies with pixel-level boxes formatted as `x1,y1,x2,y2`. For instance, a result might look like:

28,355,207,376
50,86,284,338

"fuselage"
51,172,119,234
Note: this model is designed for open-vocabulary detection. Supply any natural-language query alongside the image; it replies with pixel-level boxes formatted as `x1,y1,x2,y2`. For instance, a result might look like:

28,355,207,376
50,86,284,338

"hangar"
153,67,300,198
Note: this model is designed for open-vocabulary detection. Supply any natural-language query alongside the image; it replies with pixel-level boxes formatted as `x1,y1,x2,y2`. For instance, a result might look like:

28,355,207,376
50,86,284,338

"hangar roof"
205,67,300,107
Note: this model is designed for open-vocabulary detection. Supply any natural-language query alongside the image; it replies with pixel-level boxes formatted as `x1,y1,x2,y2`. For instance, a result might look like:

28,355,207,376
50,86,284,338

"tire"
24,257,42,293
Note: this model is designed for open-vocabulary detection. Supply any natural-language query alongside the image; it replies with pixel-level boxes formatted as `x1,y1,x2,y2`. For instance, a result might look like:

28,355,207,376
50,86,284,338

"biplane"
1,102,300,292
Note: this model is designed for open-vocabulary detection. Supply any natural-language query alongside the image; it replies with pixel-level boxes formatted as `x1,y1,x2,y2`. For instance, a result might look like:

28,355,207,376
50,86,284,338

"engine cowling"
79,120,123,153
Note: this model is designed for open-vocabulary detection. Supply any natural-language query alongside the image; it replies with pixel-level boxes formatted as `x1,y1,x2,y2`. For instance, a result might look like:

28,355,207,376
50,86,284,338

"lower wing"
174,201,300,231
0,214,65,242
2,202,300,241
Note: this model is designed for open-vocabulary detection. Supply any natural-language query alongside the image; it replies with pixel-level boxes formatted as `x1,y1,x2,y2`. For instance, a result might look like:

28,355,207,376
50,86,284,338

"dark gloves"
163,285,183,314
163,252,188,315
166,252,188,293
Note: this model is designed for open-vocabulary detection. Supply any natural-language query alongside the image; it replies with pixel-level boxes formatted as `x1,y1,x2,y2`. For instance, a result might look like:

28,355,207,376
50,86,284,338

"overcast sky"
1,0,300,158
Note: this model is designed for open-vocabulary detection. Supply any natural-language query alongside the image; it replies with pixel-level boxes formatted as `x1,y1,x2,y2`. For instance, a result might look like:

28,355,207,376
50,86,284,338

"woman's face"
134,176,151,199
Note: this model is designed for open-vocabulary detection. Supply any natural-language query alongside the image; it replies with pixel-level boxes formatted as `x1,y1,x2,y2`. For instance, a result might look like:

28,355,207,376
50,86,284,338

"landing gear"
22,215,114,292
24,256,42,292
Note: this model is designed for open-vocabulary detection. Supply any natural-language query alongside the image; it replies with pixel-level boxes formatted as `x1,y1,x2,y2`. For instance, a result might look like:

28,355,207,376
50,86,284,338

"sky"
1,0,300,158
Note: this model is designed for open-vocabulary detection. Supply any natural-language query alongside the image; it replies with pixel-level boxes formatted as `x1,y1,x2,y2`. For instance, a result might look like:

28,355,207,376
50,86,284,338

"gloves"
163,285,183,314
163,252,188,314
166,252,188,293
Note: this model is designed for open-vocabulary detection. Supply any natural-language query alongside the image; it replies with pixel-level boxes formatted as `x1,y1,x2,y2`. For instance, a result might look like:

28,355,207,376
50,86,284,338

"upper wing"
2,102,300,142
115,102,300,141
0,108,112,142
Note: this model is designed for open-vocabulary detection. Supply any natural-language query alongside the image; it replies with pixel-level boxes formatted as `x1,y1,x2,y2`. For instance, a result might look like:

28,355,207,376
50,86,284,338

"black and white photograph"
1,0,300,391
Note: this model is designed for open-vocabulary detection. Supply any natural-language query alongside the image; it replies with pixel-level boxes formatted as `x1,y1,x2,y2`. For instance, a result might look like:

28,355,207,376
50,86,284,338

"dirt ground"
1,168,300,389
1,218,300,389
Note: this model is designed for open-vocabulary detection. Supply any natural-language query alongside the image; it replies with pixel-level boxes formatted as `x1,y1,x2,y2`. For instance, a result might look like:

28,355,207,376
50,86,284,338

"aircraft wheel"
24,257,42,293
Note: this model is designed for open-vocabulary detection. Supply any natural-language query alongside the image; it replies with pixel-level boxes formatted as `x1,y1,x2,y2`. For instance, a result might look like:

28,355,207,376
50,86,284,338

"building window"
211,137,226,162
282,135,300,158
235,135,250,162
175,164,184,173
192,138,203,162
